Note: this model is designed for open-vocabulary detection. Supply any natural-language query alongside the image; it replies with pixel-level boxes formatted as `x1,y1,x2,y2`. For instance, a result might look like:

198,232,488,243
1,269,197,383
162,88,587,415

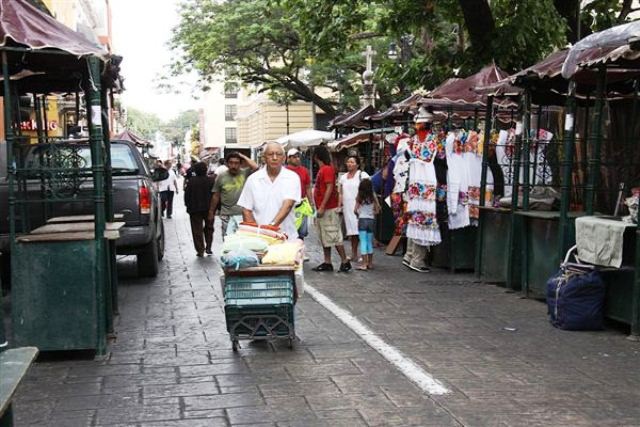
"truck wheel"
137,236,159,277
157,220,165,261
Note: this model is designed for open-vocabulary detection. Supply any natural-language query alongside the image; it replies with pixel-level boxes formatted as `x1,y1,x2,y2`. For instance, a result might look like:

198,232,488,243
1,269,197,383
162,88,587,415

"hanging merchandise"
445,130,471,229
496,129,516,199
405,131,442,246
465,130,494,224
391,148,411,235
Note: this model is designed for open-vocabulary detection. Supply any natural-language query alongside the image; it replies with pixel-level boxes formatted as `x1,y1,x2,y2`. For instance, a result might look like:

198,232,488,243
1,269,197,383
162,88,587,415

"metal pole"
521,91,531,210
1,52,13,351
585,66,606,215
631,80,640,339
42,94,49,141
33,94,44,144
559,81,577,260
475,96,494,278
506,99,524,292
101,87,117,328
3,52,16,249
87,56,107,356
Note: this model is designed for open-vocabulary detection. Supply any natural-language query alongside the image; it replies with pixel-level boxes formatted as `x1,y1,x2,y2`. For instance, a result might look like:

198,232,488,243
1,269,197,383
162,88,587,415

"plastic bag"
220,248,259,271
262,240,303,265
294,198,314,229
222,235,269,254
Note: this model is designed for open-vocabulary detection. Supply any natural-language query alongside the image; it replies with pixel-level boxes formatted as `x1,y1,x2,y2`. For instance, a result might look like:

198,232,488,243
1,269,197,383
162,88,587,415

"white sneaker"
408,264,430,273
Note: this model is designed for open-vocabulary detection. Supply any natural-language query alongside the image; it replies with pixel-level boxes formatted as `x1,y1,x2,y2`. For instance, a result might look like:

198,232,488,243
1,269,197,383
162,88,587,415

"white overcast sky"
111,0,201,121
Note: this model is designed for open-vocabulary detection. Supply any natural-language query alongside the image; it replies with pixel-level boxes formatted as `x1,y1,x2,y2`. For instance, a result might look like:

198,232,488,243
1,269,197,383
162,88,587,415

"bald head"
264,142,284,156
263,142,285,172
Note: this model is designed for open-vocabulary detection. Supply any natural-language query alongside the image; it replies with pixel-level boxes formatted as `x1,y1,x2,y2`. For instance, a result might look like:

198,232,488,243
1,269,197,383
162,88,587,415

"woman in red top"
312,145,351,272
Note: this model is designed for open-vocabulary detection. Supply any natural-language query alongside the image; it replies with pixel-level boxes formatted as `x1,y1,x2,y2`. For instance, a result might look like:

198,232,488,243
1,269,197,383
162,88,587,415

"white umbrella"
276,129,335,148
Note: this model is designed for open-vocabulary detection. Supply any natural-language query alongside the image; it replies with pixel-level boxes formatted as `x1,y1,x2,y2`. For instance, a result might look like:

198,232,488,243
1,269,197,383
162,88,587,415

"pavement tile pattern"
10,196,640,426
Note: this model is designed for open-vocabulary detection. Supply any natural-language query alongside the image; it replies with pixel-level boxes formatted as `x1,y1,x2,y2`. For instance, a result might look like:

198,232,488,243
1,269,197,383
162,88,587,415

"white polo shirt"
237,166,301,239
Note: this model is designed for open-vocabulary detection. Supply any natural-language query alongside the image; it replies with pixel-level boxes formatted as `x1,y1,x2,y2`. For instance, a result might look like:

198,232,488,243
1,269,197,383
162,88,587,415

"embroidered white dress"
446,131,471,230
405,134,441,246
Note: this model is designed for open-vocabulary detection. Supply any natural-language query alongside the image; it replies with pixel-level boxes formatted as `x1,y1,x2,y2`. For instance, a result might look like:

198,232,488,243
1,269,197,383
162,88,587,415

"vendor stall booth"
416,63,514,272
477,21,640,336
0,0,122,355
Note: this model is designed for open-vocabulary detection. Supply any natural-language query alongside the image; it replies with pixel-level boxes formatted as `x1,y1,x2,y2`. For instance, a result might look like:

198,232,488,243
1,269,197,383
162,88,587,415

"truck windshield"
20,143,140,176
78,144,139,173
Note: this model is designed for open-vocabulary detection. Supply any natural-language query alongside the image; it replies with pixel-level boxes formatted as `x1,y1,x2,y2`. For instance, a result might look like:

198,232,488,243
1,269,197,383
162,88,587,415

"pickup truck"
0,140,165,285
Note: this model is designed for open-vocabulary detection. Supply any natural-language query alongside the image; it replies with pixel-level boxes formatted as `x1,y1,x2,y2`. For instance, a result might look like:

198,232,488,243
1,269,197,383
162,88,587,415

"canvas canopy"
276,129,335,148
0,0,120,93
0,0,108,59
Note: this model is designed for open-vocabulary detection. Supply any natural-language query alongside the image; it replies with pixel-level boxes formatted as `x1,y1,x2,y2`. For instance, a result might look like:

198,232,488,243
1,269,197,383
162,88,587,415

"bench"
0,347,39,427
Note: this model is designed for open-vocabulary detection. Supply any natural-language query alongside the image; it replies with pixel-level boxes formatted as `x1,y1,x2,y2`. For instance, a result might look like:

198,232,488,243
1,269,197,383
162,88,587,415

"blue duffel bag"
546,247,606,331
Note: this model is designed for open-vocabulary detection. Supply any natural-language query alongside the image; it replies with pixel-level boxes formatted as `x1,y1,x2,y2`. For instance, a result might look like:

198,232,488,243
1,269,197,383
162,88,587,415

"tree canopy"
170,0,636,116
124,107,199,144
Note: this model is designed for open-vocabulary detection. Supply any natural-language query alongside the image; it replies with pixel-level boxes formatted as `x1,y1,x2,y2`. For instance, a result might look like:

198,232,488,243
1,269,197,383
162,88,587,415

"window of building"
225,105,237,121
225,127,237,144
224,83,239,99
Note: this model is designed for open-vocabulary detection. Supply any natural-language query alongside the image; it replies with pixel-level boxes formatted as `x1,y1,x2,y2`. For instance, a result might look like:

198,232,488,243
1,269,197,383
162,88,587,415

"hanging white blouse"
445,131,471,230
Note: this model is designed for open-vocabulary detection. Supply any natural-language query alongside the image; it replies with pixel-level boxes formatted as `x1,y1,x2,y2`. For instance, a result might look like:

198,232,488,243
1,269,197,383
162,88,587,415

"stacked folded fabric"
237,222,287,242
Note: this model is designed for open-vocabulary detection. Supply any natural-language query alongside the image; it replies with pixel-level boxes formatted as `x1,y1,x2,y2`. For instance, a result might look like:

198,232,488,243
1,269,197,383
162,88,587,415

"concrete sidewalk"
10,194,640,426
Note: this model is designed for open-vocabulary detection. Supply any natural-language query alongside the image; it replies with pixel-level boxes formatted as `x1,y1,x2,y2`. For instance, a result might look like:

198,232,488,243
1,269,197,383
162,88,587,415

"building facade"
201,78,330,153
202,81,240,149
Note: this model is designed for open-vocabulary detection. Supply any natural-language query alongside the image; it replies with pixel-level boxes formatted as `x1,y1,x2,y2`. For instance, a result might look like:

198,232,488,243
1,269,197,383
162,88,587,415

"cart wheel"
232,340,239,352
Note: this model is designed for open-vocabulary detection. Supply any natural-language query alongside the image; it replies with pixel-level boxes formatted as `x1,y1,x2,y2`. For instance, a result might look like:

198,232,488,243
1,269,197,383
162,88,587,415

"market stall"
1,0,121,354
415,63,514,272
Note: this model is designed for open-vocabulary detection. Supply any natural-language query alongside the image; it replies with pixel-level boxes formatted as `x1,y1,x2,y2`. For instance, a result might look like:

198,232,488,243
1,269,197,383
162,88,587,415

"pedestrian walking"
339,155,369,262
208,151,259,238
184,162,214,257
237,142,300,239
354,178,380,270
286,148,313,240
312,145,351,272
158,159,179,218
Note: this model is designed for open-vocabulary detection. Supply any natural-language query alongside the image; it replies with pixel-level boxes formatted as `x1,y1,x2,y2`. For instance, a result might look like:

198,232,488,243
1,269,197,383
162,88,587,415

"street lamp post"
388,35,414,97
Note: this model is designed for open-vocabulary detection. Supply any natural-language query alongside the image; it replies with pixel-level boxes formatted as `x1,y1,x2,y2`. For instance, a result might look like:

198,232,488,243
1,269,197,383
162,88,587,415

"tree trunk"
458,0,495,63
553,0,581,43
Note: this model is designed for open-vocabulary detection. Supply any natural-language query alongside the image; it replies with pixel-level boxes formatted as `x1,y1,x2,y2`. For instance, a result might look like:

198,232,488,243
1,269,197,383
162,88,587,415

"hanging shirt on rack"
465,130,494,224
446,130,471,230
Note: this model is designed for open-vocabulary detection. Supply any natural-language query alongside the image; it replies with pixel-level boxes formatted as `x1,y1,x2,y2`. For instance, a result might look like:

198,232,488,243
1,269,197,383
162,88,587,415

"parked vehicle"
0,140,165,285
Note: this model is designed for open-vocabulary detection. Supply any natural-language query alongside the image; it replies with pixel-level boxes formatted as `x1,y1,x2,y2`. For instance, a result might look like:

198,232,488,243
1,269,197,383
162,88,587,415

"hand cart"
222,265,298,351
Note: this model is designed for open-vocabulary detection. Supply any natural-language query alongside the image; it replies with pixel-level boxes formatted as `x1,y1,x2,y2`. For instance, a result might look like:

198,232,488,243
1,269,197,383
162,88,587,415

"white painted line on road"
305,284,450,396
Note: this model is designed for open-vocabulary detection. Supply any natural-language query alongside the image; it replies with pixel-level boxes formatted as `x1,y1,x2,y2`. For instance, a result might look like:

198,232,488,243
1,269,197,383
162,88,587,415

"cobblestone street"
12,197,640,426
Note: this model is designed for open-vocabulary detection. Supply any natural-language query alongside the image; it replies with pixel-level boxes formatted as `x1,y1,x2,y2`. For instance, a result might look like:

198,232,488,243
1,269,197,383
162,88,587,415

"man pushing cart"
221,142,302,351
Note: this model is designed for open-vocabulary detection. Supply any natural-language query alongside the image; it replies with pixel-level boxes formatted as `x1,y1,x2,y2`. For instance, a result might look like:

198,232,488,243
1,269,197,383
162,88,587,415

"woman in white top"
339,155,369,261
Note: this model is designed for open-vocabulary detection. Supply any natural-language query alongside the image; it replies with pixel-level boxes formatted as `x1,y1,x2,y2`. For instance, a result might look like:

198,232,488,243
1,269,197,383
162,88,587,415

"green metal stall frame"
3,47,118,355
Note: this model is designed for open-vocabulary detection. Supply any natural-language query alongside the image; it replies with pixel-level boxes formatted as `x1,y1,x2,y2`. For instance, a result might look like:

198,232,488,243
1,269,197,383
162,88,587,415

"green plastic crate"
224,303,294,337
224,275,294,303
225,296,294,306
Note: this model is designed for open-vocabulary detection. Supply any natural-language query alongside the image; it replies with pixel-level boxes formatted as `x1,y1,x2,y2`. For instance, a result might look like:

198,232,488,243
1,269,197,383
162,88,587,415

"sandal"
356,265,368,271
312,263,334,272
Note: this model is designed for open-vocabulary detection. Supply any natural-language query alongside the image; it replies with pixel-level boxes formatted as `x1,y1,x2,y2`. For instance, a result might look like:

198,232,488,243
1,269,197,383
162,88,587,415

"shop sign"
20,119,58,131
